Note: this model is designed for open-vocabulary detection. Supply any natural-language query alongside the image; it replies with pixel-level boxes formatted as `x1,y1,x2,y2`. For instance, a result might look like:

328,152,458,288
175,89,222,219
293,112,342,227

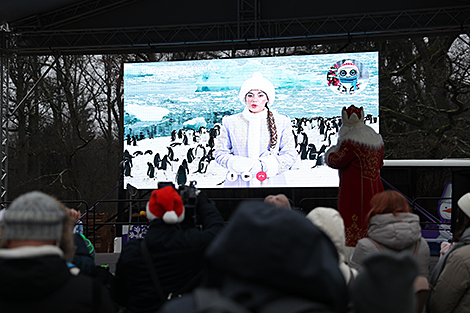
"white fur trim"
325,145,340,166
0,245,63,259
337,124,383,149
146,201,157,221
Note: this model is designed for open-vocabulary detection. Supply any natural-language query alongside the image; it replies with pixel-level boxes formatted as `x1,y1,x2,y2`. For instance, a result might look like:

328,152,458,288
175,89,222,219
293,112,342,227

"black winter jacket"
0,245,115,313
111,201,225,313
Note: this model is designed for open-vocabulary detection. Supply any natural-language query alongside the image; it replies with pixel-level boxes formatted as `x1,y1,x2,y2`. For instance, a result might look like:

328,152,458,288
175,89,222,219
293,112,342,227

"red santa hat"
146,186,185,224
342,105,364,127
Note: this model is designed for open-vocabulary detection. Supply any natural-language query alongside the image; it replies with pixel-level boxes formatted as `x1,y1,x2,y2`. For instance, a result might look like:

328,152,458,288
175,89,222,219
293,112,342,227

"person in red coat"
325,105,384,247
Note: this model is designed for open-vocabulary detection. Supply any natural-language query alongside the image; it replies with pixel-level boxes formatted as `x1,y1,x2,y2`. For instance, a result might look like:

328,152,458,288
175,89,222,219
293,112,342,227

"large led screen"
123,52,379,189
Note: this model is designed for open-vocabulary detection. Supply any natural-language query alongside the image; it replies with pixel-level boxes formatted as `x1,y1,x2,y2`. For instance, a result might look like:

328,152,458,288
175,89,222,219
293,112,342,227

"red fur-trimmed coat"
326,139,384,247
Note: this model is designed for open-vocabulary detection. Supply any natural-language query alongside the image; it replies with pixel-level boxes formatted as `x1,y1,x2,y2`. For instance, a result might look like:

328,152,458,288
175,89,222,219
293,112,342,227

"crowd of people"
1,187,469,313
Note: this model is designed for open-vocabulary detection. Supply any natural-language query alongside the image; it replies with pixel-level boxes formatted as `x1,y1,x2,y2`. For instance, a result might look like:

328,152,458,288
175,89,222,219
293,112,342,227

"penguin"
123,150,133,167
293,130,298,148
308,143,317,160
183,134,189,145
144,150,153,155
178,129,183,139
195,144,207,158
312,155,324,168
299,143,308,160
182,159,189,174
187,148,195,163
160,155,171,170
171,129,177,141
327,132,334,147
133,150,143,156
124,159,132,177
167,146,178,161
207,135,215,148
319,119,325,135
207,148,215,161
170,142,182,147
147,162,155,178
176,164,187,186
194,158,209,174
301,132,308,146
153,153,161,168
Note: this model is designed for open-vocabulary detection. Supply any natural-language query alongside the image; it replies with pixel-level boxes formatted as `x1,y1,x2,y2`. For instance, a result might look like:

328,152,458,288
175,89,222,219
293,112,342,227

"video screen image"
123,52,379,189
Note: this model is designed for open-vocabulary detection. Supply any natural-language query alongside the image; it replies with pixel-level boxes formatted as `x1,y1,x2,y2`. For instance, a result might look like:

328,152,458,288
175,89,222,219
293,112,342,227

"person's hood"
306,207,346,263
368,213,422,250
205,201,348,313
0,245,71,301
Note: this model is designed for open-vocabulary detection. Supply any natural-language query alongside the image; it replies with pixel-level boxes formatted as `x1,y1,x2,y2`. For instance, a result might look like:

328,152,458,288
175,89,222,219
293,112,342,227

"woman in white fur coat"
214,72,297,187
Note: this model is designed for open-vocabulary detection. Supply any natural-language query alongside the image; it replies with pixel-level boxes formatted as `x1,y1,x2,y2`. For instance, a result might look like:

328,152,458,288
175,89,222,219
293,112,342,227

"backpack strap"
194,288,250,313
140,238,166,302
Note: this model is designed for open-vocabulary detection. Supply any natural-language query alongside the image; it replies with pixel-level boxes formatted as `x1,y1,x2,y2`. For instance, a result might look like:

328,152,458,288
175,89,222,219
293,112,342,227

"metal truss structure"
0,0,469,203
2,4,470,56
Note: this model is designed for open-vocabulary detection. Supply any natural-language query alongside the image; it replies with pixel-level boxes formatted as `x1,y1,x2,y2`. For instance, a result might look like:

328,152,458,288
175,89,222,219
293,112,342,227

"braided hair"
266,105,278,150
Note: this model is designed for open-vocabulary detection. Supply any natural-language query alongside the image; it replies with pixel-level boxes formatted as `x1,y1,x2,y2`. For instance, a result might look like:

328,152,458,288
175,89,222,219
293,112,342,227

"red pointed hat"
146,186,185,224
342,105,364,127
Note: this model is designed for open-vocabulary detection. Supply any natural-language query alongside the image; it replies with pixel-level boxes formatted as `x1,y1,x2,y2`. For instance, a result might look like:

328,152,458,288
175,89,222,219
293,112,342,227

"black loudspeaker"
451,169,470,233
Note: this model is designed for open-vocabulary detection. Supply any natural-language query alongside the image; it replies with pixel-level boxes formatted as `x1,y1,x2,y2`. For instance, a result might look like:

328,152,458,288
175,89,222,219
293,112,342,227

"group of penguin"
122,113,376,186
123,126,220,186
292,116,341,168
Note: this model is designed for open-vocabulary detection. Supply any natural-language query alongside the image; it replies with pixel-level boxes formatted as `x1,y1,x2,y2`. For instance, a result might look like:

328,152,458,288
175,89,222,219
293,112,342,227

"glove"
196,190,211,209
259,156,279,178
228,156,257,173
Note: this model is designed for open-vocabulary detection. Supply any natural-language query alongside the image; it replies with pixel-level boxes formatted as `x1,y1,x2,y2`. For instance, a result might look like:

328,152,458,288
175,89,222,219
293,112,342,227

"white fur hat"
238,72,275,106
457,193,470,218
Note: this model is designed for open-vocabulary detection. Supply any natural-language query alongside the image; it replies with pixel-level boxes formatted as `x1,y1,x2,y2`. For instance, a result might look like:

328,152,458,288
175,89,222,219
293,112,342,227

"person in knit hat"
351,253,418,313
111,186,225,313
214,72,297,187
429,192,470,313
0,191,115,313
325,105,384,246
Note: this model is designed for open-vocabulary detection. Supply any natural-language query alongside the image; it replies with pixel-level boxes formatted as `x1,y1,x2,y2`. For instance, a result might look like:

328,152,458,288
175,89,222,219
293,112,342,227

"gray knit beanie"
3,191,65,241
